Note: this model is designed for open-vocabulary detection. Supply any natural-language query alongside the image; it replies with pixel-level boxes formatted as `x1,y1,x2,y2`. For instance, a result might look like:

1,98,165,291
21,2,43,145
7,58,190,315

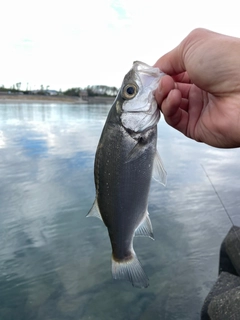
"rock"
219,225,240,276
208,286,240,320
201,271,240,319
219,239,238,276
201,226,240,319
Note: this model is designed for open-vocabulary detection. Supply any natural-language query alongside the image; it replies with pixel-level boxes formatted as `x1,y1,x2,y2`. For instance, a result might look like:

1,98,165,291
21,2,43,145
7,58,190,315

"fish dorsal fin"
135,212,154,240
86,199,103,221
152,151,167,186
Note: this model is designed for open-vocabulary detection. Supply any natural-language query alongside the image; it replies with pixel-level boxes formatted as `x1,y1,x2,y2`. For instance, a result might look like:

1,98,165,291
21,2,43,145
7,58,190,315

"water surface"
0,103,239,320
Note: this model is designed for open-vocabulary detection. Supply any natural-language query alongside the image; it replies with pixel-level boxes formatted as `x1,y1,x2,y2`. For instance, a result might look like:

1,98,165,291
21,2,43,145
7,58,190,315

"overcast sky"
1,0,240,91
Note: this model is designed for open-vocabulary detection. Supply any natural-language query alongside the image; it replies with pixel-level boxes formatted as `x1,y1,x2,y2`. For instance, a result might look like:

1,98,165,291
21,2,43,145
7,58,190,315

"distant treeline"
0,84,119,97
64,85,118,97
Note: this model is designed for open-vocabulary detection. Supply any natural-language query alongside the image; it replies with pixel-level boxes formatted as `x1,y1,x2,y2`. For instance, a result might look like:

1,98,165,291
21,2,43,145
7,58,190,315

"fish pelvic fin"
86,199,103,221
152,151,167,186
135,211,154,240
112,251,149,288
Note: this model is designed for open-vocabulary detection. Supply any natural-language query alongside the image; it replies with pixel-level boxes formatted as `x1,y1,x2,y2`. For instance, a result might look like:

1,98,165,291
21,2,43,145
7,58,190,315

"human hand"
154,28,240,148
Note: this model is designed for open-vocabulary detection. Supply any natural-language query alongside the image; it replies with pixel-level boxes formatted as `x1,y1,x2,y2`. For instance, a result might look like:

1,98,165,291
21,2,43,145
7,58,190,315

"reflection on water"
0,103,239,319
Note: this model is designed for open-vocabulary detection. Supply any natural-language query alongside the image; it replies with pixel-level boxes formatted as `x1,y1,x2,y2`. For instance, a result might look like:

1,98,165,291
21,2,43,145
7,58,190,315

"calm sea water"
0,103,239,320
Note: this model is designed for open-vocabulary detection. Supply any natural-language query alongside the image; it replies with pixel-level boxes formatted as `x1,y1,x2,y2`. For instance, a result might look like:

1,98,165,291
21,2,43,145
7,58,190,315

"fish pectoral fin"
135,212,154,240
125,141,146,164
152,151,167,186
86,199,103,221
112,250,149,288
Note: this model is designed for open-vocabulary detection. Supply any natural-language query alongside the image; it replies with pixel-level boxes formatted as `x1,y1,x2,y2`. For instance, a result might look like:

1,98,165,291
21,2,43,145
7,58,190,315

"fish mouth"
121,61,164,113
119,61,163,132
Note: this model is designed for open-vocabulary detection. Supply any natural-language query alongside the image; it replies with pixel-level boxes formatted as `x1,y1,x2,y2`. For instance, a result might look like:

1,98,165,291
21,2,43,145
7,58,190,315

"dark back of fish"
93,102,157,287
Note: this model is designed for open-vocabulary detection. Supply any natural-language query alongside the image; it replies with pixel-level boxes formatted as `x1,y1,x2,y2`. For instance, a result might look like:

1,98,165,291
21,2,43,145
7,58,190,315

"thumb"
154,45,185,76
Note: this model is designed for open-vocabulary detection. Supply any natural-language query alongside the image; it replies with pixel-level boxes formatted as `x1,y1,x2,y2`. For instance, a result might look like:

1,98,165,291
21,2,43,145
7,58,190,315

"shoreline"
0,94,115,104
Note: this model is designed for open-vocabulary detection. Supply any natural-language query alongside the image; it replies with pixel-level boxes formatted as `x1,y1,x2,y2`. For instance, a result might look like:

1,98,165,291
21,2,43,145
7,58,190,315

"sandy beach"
0,94,115,104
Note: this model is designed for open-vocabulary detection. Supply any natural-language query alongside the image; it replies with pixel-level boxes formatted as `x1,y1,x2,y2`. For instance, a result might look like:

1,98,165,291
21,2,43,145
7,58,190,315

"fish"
87,61,166,288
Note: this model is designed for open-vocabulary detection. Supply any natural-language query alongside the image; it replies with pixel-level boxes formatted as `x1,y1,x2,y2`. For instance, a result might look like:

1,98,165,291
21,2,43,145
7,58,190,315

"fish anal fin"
112,251,149,288
86,199,103,221
135,212,154,240
153,151,167,186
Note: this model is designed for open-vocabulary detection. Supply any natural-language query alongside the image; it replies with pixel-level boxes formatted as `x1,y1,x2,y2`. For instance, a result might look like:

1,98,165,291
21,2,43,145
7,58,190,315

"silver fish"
87,61,166,288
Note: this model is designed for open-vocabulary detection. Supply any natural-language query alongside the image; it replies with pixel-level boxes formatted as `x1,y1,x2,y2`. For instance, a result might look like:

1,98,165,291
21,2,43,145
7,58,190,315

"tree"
86,85,118,97
63,87,81,96
16,82,21,90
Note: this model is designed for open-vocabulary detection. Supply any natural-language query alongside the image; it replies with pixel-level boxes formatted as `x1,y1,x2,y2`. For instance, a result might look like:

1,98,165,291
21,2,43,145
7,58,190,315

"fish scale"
87,61,166,288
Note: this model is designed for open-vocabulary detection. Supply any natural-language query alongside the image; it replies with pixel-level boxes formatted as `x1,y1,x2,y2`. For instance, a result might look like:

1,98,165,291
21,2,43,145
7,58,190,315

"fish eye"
122,83,138,100
126,86,135,95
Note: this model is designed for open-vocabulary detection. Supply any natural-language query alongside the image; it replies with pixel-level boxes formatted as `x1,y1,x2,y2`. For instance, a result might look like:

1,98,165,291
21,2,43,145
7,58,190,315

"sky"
1,0,240,91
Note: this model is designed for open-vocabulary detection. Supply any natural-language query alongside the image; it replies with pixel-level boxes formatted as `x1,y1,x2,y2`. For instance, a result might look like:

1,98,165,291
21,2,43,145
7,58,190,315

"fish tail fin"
111,251,149,288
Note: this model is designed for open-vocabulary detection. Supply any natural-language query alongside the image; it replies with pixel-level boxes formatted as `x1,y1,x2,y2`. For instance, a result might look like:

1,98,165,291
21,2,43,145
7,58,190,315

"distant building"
29,90,59,95
45,90,59,96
